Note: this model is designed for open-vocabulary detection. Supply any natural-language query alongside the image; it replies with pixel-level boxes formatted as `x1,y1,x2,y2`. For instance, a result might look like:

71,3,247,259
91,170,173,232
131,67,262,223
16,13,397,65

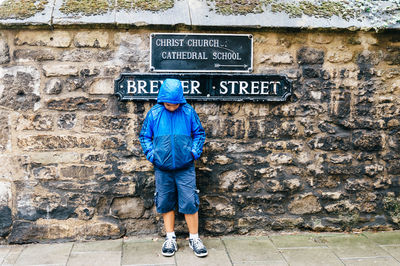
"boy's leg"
184,212,198,234
163,210,175,233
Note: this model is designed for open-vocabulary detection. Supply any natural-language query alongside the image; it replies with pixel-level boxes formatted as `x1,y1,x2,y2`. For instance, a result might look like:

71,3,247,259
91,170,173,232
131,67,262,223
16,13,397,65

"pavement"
1,231,400,266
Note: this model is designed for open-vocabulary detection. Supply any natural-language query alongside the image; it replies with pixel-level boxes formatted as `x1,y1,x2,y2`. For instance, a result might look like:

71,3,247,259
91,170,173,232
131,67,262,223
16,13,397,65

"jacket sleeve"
139,111,154,163
191,110,206,160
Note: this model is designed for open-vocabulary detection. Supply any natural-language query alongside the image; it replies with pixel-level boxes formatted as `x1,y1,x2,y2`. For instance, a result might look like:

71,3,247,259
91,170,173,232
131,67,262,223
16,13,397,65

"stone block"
16,114,54,131
61,49,114,62
30,152,80,164
288,194,322,214
60,165,95,179
269,153,293,165
15,31,72,47
202,196,235,217
17,135,97,151
110,197,145,219
0,38,10,64
311,33,334,44
352,131,383,151
219,169,249,192
43,63,79,77
32,166,58,180
46,97,108,111
0,112,10,151
297,47,324,65
45,78,63,95
0,66,40,111
101,137,127,150
74,31,110,48
0,206,12,237
57,113,76,129
327,49,353,63
14,49,56,62
0,181,11,205
89,79,114,94
204,219,234,234
8,217,123,244
260,52,294,65
82,115,130,133
308,135,351,151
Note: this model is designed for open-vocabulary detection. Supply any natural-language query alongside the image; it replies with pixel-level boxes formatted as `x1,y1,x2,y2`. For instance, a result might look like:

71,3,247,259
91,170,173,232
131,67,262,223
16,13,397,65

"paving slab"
71,239,123,252
341,256,400,266
280,247,344,266
233,261,288,266
269,234,328,248
122,238,175,265
222,237,285,264
175,238,231,266
380,245,400,261
14,242,73,266
1,245,24,266
67,251,122,266
321,234,389,259
364,231,400,245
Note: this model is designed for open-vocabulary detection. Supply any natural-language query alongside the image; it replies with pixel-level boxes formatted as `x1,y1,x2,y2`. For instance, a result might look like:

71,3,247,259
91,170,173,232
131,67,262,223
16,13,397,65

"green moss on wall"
0,0,48,20
59,0,114,16
208,0,263,15
117,0,174,12
383,196,400,223
59,0,174,16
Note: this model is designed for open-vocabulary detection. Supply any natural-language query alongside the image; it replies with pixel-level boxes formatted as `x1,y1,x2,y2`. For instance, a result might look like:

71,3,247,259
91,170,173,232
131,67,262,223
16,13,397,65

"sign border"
114,72,292,102
149,33,253,73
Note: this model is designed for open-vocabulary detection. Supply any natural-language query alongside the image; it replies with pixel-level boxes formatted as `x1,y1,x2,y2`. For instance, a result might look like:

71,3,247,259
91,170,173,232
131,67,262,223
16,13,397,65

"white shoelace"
164,238,176,249
192,238,205,250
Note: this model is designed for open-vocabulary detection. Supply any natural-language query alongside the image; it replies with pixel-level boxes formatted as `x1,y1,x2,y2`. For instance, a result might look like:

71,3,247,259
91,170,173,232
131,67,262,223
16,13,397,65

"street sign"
115,73,291,102
150,33,253,73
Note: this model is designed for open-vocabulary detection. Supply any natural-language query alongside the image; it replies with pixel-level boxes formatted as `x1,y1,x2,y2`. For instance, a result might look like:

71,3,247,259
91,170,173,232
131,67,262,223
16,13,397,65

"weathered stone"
327,49,353,63
0,112,9,151
271,217,304,230
16,114,53,131
57,113,76,129
61,49,114,62
211,155,233,165
364,164,384,177
283,178,301,191
45,78,63,95
260,52,294,65
311,34,333,44
204,219,234,234
30,152,80,164
219,170,249,192
0,206,12,237
288,194,322,214
0,38,10,64
89,79,114,95
202,196,235,217
123,219,157,235
101,137,127,150
324,200,355,213
352,131,383,151
329,154,352,164
60,165,95,179
297,47,324,65
74,31,110,48
308,135,351,151
17,135,97,151
321,191,342,200
82,115,130,133
0,66,40,111
43,63,79,77
32,166,58,180
110,197,145,219
269,153,293,165
15,31,72,47
46,97,108,111
118,158,153,173
8,217,123,244
14,49,56,61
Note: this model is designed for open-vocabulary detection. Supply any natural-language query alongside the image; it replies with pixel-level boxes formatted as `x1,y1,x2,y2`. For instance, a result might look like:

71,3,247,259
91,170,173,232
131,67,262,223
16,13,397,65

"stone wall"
0,28,399,244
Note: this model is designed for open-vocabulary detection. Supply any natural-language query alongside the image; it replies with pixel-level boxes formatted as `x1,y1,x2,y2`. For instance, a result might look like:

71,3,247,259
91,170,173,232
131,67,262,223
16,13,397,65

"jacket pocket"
174,135,193,169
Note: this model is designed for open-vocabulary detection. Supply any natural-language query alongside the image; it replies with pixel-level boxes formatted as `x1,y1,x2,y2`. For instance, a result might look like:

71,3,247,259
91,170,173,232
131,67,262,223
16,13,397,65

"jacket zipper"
170,112,176,169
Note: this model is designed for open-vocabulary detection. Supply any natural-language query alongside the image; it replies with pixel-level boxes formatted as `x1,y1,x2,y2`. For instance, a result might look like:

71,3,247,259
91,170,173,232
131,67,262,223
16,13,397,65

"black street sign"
115,73,291,102
150,33,253,73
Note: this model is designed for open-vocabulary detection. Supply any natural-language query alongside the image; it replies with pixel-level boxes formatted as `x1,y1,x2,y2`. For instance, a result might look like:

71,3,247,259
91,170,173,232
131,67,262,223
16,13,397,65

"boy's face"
163,102,180,112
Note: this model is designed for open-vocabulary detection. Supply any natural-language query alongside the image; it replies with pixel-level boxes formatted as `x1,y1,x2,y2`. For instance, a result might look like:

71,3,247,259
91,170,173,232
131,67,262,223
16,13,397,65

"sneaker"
161,237,178,257
189,238,208,257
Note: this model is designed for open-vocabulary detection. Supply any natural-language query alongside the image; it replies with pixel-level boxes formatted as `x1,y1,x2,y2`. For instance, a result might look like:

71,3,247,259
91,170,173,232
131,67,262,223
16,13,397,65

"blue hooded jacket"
139,79,206,171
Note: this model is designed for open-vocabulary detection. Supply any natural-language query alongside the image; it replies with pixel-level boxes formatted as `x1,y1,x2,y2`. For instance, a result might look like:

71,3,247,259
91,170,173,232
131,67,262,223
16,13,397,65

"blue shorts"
154,164,199,214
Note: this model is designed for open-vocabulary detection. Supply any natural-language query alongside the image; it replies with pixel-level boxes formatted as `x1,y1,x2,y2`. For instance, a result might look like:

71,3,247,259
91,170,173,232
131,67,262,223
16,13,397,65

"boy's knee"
179,192,199,214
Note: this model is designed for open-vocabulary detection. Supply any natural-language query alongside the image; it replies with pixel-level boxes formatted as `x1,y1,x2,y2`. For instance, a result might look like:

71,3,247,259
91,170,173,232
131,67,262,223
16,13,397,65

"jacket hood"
157,79,187,104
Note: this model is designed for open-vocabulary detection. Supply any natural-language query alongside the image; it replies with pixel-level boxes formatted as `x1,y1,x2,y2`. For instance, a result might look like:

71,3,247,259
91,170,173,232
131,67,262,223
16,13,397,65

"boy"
139,78,207,257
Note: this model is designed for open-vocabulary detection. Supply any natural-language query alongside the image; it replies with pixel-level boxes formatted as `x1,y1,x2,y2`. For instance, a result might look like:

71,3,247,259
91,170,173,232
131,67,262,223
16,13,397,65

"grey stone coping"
0,0,398,30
